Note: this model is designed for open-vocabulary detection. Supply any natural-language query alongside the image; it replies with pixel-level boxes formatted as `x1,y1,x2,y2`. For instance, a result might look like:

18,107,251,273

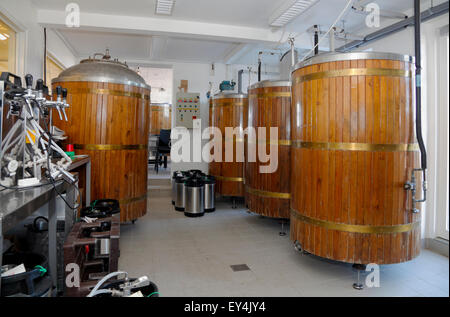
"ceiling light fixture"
269,0,319,27
155,0,175,16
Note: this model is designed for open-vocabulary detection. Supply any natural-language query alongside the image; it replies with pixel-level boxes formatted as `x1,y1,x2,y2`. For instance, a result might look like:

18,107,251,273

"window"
435,26,449,240
45,54,64,94
135,66,173,104
0,18,16,74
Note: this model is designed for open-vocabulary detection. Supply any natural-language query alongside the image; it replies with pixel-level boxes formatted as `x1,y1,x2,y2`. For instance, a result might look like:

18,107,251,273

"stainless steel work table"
0,180,76,295
67,155,91,207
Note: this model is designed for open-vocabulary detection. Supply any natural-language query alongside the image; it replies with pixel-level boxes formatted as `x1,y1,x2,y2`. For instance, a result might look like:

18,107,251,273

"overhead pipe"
289,37,296,67
329,27,336,52
414,0,426,171
238,69,244,94
257,52,262,82
44,28,47,84
314,25,319,55
338,1,449,51
403,0,428,214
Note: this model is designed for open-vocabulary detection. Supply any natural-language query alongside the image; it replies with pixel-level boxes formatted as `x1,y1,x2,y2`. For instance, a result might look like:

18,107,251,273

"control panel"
175,92,200,129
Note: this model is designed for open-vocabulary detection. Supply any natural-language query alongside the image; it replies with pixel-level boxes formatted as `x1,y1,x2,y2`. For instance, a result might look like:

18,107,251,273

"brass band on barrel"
246,187,291,199
292,141,419,152
249,92,291,98
291,208,419,234
119,193,148,205
295,68,412,84
65,88,150,100
212,175,244,182
75,144,148,151
211,102,245,107
150,107,172,112
247,139,291,146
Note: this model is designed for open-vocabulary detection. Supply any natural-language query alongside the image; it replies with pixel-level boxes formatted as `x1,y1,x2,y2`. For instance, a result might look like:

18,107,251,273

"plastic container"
80,199,120,218
1,252,51,297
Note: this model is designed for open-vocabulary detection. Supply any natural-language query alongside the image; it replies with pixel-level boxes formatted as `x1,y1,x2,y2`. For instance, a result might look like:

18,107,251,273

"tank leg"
352,264,366,290
294,241,310,255
294,240,303,252
132,219,137,225
279,220,286,236
231,198,237,209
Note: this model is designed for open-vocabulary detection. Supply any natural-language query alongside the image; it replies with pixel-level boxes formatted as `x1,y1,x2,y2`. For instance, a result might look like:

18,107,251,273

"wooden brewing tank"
52,53,151,222
149,103,172,135
245,80,291,218
209,92,248,197
290,52,421,264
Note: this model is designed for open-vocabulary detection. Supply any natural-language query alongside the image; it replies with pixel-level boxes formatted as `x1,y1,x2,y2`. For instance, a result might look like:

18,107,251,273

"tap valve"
55,86,63,120
25,74,33,96
36,79,44,99
61,88,68,121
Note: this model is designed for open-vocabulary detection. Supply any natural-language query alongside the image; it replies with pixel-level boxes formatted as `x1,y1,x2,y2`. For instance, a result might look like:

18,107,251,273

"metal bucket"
203,175,216,213
184,177,205,217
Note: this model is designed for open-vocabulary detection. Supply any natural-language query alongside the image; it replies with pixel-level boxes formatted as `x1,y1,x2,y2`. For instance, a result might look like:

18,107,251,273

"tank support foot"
231,198,237,209
294,240,303,252
352,264,366,290
279,220,286,236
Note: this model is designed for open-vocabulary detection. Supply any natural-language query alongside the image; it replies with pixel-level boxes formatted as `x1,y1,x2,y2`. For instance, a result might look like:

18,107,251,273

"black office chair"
155,129,171,173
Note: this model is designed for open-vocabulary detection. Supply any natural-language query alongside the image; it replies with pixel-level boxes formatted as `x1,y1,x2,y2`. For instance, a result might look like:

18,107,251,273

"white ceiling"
32,0,425,66
31,0,286,28
58,29,153,61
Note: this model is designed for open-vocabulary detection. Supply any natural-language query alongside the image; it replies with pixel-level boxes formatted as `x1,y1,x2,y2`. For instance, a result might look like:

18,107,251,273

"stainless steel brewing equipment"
184,177,205,217
203,175,216,213
174,175,186,212
172,171,182,205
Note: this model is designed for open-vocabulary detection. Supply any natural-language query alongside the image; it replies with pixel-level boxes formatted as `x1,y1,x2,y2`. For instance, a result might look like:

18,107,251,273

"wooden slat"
245,85,291,218
290,58,420,264
53,81,150,222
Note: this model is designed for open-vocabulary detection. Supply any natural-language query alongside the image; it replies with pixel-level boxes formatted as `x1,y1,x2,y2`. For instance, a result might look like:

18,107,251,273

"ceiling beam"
149,36,169,61
222,44,255,64
37,9,290,44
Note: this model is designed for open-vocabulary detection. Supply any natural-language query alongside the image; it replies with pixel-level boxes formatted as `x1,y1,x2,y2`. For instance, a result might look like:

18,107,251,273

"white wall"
0,0,77,79
46,29,78,68
364,13,449,240
169,61,279,173
128,59,279,174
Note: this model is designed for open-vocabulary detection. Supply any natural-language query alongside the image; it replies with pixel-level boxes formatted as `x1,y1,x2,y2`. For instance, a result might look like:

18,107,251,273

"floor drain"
230,264,250,272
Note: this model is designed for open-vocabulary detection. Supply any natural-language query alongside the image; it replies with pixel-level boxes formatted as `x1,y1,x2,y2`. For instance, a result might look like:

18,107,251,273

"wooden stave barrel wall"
150,103,172,135
245,84,291,218
290,56,421,264
52,81,150,222
209,95,248,197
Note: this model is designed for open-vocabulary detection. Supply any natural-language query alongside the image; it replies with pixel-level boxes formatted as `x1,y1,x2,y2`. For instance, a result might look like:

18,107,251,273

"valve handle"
36,79,44,91
25,74,33,88
56,86,62,97
62,88,68,99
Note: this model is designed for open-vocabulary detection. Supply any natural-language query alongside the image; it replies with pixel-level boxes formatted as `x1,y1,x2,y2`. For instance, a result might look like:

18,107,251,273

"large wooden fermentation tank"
52,53,151,222
149,103,171,135
209,93,248,197
290,52,420,264
245,80,291,218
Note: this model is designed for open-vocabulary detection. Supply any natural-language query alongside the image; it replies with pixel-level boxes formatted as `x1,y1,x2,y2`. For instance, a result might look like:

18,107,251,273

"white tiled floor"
119,194,449,297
